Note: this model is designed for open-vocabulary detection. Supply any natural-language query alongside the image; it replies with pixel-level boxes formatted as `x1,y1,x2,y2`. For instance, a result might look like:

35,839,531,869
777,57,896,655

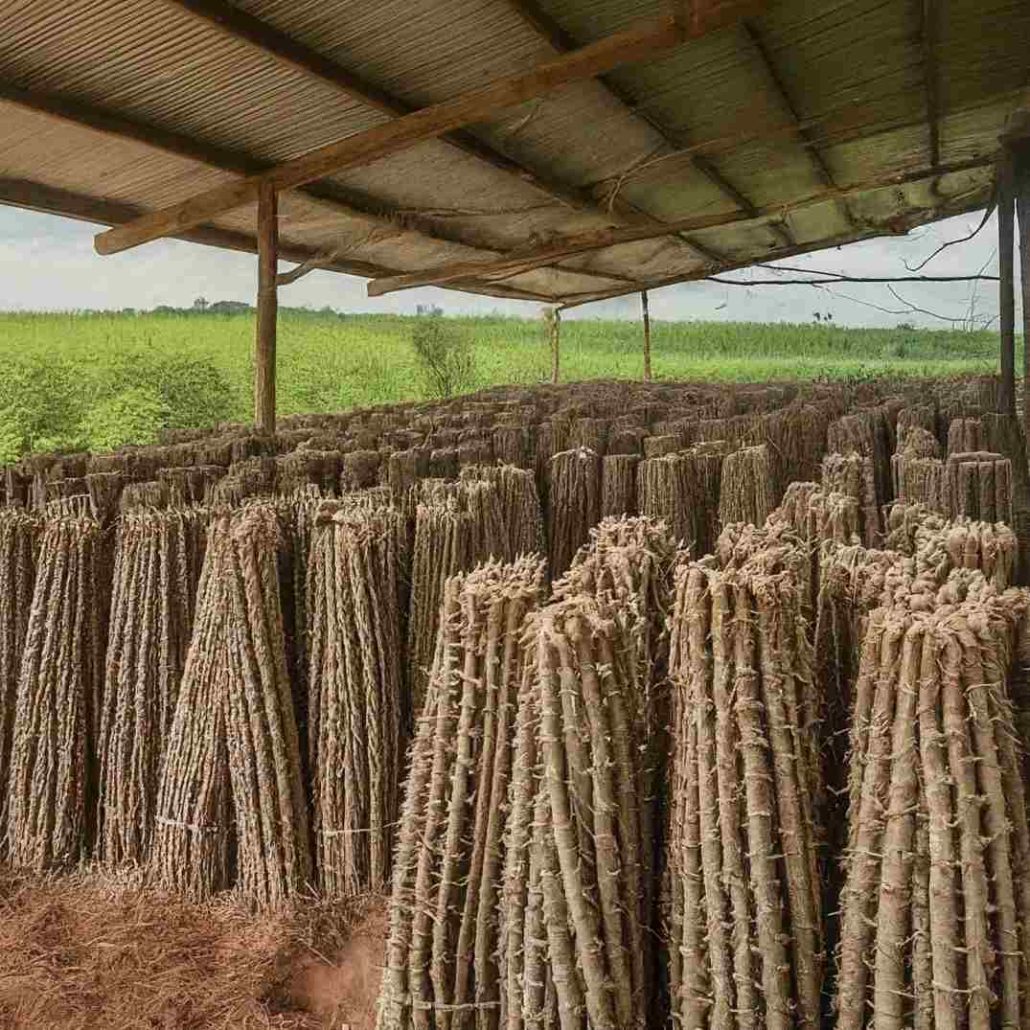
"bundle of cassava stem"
547,447,601,576
7,513,109,872
378,556,545,1030
407,480,509,712
718,444,775,528
837,572,1030,1030
500,590,660,1030
95,507,208,869
944,451,1013,524
666,550,823,1030
822,452,882,547
307,500,408,896
0,509,41,847
460,463,545,561
150,506,310,906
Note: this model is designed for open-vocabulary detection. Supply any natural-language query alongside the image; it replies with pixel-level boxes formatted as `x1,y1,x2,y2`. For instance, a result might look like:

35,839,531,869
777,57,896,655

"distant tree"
192,296,209,311
411,310,475,398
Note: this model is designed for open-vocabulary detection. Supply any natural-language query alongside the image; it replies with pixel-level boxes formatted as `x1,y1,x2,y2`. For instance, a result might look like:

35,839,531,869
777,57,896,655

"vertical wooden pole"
998,154,1016,416
1018,161,1030,442
641,290,652,382
255,181,278,434
549,307,561,384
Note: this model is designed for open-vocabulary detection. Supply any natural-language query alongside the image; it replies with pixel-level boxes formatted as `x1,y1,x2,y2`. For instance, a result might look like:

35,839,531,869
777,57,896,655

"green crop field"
0,308,1009,460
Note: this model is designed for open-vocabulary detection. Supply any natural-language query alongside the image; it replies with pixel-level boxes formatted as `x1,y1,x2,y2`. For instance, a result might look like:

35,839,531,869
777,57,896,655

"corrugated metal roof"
0,0,1025,305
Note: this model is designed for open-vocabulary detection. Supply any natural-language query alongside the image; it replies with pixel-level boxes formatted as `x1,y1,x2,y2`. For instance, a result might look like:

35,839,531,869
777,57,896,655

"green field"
0,309,1009,460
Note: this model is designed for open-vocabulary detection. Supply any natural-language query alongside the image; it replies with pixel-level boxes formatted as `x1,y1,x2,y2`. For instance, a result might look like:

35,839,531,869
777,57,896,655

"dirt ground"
0,869,386,1030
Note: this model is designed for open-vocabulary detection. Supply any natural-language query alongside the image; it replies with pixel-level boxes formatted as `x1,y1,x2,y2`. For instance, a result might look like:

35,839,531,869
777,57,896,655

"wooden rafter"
740,20,858,229
94,3,764,256
0,177,554,303
920,0,942,169
0,81,471,250
169,0,618,219
0,80,641,293
557,187,995,309
365,155,993,296
504,0,788,250
170,0,728,277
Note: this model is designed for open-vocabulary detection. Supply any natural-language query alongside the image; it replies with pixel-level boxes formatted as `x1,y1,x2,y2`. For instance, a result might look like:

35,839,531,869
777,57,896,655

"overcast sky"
0,204,1021,329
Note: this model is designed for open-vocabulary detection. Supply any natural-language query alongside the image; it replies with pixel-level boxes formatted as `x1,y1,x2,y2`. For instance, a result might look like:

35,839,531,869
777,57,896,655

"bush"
104,351,236,430
410,313,475,398
0,358,86,456
81,386,168,452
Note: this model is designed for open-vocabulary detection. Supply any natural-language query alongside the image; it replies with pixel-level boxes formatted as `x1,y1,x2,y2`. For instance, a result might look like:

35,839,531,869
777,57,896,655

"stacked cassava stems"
666,534,824,1030
96,507,208,868
307,500,408,896
7,514,109,871
151,506,310,905
837,572,1030,1030
0,509,41,847
378,557,545,1030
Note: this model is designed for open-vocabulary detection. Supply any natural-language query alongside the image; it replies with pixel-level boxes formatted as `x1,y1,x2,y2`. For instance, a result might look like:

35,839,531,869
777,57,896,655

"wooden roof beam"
0,80,484,249
171,0,726,273
740,20,858,229
94,2,766,256
0,177,557,302
364,155,993,296
169,0,624,218
504,0,790,247
557,188,993,309
2,80,652,290
920,0,942,170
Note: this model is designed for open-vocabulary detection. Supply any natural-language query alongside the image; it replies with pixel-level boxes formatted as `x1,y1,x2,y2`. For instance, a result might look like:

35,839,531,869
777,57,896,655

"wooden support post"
547,307,561,384
1018,167,1030,442
641,291,652,382
255,182,278,434
998,155,1016,416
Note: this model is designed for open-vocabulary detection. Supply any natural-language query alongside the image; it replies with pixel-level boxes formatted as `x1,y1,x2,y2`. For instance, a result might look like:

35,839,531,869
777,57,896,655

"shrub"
410,312,475,398
81,387,168,452
105,352,236,431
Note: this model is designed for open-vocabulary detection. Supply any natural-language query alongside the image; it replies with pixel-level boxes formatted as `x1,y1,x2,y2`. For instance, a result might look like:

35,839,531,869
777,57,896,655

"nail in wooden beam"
641,291,652,382
998,154,1016,416
255,183,278,434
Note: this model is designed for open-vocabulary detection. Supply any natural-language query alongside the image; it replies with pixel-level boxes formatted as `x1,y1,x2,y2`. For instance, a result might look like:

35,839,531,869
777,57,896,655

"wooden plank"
254,183,278,433
0,177,554,303
366,155,993,296
741,20,856,230
557,186,995,309
920,0,942,169
94,3,764,256
170,0,625,218
998,155,1016,415
504,0,787,250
